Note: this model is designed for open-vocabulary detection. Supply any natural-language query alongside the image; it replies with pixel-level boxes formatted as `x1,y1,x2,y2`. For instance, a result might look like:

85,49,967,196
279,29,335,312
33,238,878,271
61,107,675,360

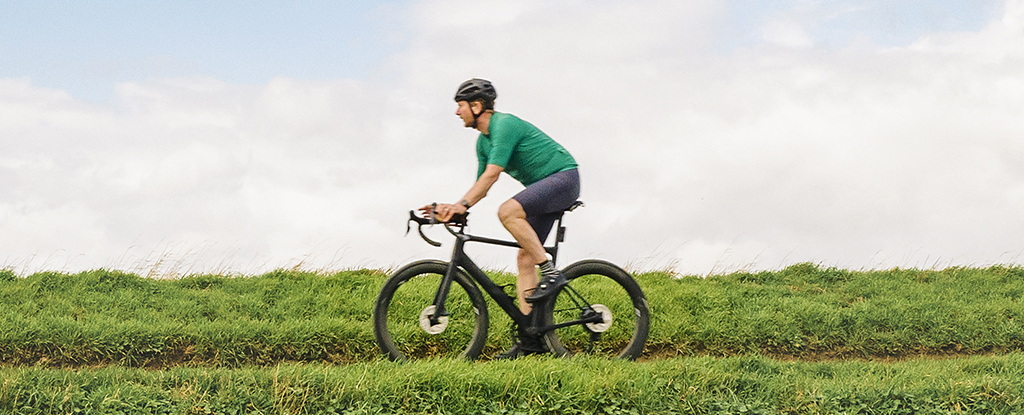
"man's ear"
471,100,484,115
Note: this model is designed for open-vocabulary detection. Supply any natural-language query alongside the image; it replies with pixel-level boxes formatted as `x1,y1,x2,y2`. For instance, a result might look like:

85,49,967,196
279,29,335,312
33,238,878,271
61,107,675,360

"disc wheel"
539,260,649,360
373,260,489,361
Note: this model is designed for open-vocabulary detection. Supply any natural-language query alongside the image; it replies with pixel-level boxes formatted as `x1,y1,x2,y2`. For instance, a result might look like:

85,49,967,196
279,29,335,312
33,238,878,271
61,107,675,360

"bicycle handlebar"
406,204,468,247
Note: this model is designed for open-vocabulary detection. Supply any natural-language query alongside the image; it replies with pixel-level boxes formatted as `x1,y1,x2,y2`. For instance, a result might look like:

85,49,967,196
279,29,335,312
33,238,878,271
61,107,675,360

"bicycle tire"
539,259,649,360
373,260,489,361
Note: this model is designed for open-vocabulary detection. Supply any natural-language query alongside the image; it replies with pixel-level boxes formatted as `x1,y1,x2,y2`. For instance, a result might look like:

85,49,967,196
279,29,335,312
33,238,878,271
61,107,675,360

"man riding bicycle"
422,78,580,358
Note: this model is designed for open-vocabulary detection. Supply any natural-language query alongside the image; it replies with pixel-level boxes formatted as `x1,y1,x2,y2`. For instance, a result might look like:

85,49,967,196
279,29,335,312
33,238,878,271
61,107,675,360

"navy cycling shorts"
512,168,580,244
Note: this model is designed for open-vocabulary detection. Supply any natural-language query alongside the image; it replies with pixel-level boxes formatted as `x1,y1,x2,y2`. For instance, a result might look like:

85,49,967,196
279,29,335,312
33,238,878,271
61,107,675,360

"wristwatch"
459,200,471,209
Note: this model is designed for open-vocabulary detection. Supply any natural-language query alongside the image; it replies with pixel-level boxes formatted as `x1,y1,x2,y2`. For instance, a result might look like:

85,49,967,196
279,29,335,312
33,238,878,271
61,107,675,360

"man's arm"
461,164,503,207
421,164,503,222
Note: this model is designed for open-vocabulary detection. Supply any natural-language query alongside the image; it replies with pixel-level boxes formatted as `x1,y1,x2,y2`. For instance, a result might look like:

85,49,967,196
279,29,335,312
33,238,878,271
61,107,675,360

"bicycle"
373,201,650,361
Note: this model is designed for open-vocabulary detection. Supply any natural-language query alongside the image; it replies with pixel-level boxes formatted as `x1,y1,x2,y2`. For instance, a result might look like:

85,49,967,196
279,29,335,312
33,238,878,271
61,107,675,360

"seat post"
546,217,563,268
544,200,583,267
556,214,567,244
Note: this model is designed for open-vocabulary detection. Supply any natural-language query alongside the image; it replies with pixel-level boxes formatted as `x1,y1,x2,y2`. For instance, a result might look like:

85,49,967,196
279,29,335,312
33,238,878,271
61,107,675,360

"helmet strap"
470,102,483,129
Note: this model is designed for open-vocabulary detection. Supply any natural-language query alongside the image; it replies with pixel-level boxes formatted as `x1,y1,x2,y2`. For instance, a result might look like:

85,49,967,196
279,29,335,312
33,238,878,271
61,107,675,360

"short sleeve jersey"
476,112,578,186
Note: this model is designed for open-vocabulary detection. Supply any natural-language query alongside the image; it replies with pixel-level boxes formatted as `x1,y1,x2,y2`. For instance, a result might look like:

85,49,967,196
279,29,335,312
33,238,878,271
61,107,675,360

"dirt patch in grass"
6,343,1024,369
638,343,1024,363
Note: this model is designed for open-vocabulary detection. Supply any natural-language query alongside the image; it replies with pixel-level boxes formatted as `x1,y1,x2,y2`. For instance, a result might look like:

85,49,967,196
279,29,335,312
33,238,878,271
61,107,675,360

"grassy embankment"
2,263,1024,413
3,355,1024,414
3,263,1024,365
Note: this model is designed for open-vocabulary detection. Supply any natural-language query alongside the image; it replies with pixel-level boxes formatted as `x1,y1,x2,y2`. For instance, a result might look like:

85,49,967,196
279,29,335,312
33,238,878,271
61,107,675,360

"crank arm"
527,313,605,336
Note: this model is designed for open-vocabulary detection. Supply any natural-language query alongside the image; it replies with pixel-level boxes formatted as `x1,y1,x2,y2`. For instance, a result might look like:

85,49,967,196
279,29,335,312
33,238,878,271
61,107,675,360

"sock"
537,260,558,280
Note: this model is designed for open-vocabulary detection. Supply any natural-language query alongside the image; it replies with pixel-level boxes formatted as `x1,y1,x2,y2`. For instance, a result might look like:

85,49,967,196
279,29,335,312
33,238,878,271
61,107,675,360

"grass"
3,354,1024,414
0,268,385,367
2,263,1024,366
640,263,1024,359
3,263,1024,413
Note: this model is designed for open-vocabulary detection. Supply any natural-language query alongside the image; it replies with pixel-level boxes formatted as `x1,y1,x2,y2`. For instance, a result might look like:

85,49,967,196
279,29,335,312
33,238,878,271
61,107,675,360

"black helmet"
454,78,497,104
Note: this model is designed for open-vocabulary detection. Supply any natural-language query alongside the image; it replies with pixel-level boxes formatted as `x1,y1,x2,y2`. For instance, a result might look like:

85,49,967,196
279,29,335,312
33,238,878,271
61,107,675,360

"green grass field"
3,354,1023,414
2,263,1024,413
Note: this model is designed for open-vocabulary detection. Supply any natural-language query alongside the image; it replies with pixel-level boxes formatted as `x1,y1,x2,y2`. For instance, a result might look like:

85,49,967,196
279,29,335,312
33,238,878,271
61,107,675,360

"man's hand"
418,203,467,223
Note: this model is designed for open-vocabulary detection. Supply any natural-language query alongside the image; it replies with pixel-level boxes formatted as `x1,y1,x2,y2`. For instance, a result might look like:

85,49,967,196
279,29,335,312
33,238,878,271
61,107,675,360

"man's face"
455,100,477,128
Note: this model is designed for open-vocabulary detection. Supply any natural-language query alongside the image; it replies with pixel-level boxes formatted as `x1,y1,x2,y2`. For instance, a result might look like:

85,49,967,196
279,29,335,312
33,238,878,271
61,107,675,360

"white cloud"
761,19,815,48
2,0,1023,276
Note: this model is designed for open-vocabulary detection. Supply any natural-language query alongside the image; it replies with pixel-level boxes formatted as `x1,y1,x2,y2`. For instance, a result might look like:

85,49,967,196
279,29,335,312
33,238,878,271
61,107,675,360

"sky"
1,0,1022,277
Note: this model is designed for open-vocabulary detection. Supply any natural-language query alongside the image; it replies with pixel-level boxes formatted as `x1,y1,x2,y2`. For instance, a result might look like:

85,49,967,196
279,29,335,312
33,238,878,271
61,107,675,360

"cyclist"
422,78,580,357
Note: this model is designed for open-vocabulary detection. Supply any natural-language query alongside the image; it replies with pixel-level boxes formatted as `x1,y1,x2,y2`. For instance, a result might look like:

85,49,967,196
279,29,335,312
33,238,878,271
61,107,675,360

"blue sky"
723,0,997,48
2,1,998,102
1,1,407,102
1,0,1022,275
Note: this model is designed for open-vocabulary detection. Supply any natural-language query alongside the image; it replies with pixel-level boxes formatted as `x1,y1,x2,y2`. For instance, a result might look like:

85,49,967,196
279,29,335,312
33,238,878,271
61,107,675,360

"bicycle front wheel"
539,260,649,360
373,260,489,361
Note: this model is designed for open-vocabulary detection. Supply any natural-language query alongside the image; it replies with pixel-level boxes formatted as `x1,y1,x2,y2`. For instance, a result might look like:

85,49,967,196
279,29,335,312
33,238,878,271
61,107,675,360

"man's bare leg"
498,199,547,314
515,249,538,314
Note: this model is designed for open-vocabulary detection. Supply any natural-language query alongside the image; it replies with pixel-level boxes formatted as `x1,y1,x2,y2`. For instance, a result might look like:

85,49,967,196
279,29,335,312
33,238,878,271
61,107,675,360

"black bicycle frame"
425,211,603,337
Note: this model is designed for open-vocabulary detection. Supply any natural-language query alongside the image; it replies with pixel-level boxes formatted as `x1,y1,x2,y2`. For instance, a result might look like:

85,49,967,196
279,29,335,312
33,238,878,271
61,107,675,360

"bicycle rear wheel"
373,260,489,361
539,260,649,360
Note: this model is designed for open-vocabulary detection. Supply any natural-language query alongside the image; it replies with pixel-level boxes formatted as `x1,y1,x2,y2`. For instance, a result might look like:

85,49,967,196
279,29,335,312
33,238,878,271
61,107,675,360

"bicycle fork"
425,260,459,327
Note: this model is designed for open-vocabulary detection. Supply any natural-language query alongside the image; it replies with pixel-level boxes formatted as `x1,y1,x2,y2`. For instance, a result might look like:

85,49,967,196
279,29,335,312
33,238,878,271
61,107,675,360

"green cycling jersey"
476,112,577,186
